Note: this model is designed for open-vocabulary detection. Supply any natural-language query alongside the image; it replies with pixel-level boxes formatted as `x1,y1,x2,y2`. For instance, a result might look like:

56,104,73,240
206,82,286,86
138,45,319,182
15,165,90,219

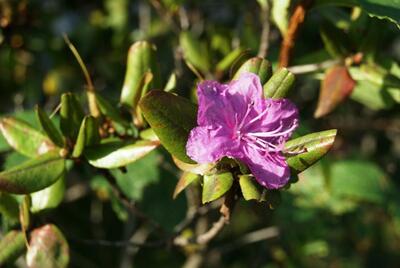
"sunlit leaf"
85,140,159,169
180,31,210,73
0,117,56,158
234,57,272,85
120,41,159,109
271,0,290,35
202,171,233,204
172,157,214,175
216,48,244,73
30,176,65,213
263,67,295,98
26,224,69,268
0,150,65,194
239,175,262,201
284,129,337,174
173,172,200,199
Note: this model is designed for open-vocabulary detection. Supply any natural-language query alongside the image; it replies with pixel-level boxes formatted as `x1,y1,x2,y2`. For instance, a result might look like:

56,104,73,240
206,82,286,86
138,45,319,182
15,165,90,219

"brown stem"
278,0,313,67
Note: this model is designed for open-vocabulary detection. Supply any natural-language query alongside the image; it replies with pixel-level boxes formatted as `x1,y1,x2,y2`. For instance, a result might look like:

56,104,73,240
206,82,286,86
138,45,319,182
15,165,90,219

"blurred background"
0,0,400,267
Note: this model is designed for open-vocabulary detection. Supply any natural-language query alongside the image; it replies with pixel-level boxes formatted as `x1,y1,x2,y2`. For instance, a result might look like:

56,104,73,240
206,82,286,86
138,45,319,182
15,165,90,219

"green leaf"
271,0,290,35
35,106,65,148
139,128,159,142
60,93,85,141
202,172,233,204
85,140,159,169
0,150,65,194
0,192,19,222
113,150,161,200
358,0,400,28
26,224,69,268
0,230,26,266
95,93,130,128
172,157,214,175
179,31,210,72
314,0,400,28
233,57,272,85
173,172,200,199
263,68,295,98
320,21,351,58
120,41,160,109
349,79,395,110
30,176,65,213
140,90,197,163
284,130,337,174
330,160,387,204
239,175,262,201
72,116,100,158
216,48,244,72
164,72,177,92
0,117,56,158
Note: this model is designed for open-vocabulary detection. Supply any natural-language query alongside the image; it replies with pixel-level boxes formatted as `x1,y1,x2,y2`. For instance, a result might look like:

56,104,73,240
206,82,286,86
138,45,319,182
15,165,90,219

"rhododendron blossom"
186,72,299,189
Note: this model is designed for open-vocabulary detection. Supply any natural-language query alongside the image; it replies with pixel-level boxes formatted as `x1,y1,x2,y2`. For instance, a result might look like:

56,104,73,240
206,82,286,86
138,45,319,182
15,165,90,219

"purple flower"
186,72,299,189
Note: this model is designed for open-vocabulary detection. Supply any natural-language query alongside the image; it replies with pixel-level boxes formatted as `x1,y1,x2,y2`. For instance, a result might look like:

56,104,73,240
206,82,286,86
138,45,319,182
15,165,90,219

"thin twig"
278,0,314,67
196,216,226,245
257,1,271,58
69,237,165,248
63,34,99,117
287,59,340,74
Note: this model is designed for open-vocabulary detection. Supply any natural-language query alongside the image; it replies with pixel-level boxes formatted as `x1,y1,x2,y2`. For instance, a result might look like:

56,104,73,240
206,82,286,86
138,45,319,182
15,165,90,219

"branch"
278,0,314,67
196,216,226,245
287,59,340,74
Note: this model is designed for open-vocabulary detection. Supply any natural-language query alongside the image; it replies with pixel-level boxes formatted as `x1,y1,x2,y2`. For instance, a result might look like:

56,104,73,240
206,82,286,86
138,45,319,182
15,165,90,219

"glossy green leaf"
35,106,65,148
30,176,65,213
85,140,159,169
95,93,130,127
216,48,244,72
120,41,159,109
284,130,337,174
180,31,210,72
60,93,84,141
239,175,262,201
320,21,351,58
140,90,197,163
0,230,26,265
233,57,272,85
0,192,19,222
202,172,233,204
0,150,65,194
173,172,200,199
72,116,100,158
0,117,56,158
263,68,295,98
26,224,69,268
164,72,177,92
350,80,395,110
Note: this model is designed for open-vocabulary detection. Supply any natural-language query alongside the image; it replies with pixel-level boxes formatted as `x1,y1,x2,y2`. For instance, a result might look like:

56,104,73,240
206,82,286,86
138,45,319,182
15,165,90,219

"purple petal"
186,126,241,163
242,146,290,189
196,81,234,127
247,98,299,141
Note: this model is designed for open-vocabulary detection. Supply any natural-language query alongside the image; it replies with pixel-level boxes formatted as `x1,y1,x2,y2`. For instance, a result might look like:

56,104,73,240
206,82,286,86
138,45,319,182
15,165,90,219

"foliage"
0,0,399,267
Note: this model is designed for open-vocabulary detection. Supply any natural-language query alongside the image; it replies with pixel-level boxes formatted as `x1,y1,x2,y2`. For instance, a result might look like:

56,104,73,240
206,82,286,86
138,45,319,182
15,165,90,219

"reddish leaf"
314,66,356,118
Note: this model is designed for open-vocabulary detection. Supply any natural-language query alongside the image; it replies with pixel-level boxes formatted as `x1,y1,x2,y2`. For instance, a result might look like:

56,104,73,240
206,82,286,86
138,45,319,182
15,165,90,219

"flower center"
233,102,298,154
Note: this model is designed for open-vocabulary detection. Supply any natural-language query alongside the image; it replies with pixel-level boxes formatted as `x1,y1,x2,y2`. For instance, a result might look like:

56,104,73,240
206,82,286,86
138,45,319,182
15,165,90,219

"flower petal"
227,72,263,104
246,98,299,142
186,126,240,163
196,81,235,127
242,146,290,189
